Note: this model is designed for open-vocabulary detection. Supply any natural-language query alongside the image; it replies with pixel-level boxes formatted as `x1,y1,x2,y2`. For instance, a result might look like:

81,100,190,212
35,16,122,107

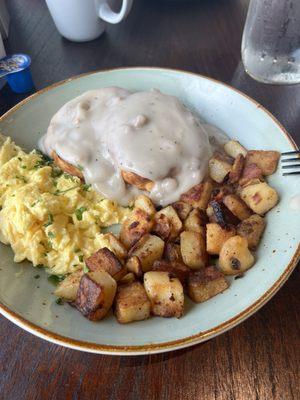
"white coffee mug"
45,0,133,42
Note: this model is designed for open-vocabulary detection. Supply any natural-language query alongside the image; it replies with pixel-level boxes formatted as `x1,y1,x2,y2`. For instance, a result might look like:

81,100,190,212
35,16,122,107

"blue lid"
0,53,31,78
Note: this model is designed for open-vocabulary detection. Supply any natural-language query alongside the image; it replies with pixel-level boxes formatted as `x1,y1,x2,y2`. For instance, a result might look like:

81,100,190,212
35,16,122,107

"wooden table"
0,1,299,399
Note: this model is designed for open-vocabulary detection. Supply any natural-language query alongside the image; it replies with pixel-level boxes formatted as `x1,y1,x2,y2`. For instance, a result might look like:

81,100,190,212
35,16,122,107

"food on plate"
0,88,281,324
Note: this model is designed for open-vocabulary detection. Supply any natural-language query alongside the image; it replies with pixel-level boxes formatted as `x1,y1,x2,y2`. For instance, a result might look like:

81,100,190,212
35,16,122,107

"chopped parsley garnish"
55,297,63,305
44,214,53,227
79,255,84,262
48,232,55,238
21,165,27,169
82,184,91,192
54,186,78,196
126,204,134,210
18,157,22,161
51,166,63,178
63,173,75,181
74,248,81,253
75,207,87,221
83,264,89,273
47,275,65,286
77,164,84,171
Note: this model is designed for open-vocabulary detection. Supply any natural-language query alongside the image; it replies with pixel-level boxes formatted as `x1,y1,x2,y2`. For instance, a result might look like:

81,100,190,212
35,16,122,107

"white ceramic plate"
0,68,299,355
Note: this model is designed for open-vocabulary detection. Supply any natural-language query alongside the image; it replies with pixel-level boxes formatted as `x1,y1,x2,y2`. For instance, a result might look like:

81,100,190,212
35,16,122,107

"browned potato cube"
153,206,182,240
119,272,136,285
151,260,190,284
180,181,213,210
121,170,154,191
134,195,156,216
54,270,84,301
219,235,255,275
120,208,153,249
209,152,232,183
75,271,117,321
163,242,183,262
240,182,279,215
172,201,192,221
224,140,247,158
152,213,172,240
184,208,207,234
188,266,229,303
85,247,127,281
128,234,165,272
125,255,143,278
103,233,127,260
239,163,263,187
237,214,266,248
180,231,207,269
144,271,184,318
228,154,245,184
114,281,150,324
52,151,83,179
245,150,280,176
206,223,236,255
223,194,252,221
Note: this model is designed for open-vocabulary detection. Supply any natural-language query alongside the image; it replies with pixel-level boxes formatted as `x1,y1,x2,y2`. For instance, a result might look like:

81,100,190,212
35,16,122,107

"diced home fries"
54,139,280,323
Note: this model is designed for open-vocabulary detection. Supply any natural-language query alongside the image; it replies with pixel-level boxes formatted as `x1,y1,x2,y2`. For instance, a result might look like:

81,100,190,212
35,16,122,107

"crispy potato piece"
180,181,213,210
188,266,229,303
115,281,150,324
151,260,190,284
163,242,183,262
85,247,127,281
103,233,127,260
172,201,192,221
54,270,84,301
219,235,255,275
120,208,153,249
237,214,266,249
152,213,172,240
210,185,234,202
239,163,263,187
144,271,184,318
245,150,280,176
119,272,136,285
134,195,156,216
125,255,143,278
240,182,279,215
52,151,83,179
206,223,236,255
224,140,247,158
209,200,240,227
180,231,207,269
128,234,165,272
209,152,232,183
121,170,154,191
75,271,117,321
228,154,245,184
223,194,252,221
153,206,182,240
184,208,207,234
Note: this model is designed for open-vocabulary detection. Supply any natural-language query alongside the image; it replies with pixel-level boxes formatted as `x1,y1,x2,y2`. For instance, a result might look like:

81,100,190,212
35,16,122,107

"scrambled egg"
0,135,130,276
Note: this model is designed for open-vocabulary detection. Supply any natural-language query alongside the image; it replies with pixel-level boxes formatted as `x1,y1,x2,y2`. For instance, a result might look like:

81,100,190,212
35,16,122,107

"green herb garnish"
83,264,89,273
79,255,84,262
74,248,81,253
82,184,91,192
54,186,78,196
44,214,53,227
47,275,65,286
21,165,27,169
18,157,22,161
75,207,87,221
77,164,84,171
55,297,63,305
48,231,55,238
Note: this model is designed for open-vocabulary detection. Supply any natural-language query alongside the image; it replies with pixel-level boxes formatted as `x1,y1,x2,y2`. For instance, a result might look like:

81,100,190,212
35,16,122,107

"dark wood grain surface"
0,1,299,399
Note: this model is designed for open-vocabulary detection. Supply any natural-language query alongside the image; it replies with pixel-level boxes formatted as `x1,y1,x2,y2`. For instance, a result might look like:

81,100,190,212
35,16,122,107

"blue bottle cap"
0,53,34,94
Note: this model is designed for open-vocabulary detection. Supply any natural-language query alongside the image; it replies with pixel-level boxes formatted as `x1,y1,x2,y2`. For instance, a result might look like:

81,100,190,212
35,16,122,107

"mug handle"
98,0,133,24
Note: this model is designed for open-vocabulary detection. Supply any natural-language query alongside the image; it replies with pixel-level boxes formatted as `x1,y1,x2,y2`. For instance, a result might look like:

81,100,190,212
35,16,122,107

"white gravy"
40,87,226,206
